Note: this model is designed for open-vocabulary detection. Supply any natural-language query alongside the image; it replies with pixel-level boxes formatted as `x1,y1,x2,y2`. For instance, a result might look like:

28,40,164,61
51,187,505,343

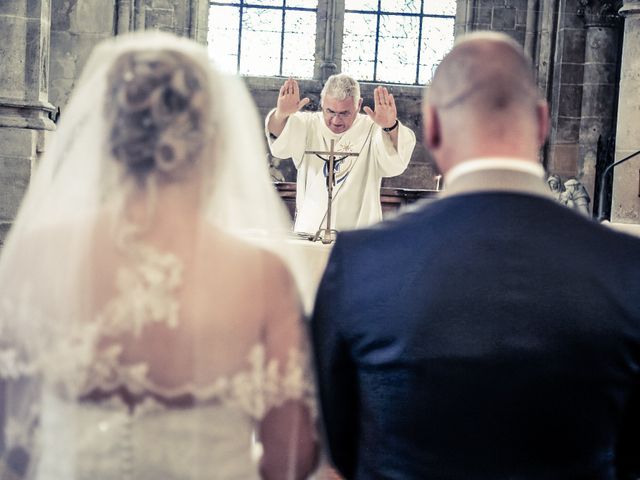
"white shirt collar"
445,157,546,186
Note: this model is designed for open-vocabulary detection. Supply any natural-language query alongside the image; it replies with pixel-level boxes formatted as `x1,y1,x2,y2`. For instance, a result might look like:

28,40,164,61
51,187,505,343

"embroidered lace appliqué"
81,343,316,419
98,243,183,336
83,243,315,418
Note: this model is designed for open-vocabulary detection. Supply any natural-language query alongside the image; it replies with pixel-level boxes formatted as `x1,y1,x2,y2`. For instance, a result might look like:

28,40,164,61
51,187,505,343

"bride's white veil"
0,32,317,479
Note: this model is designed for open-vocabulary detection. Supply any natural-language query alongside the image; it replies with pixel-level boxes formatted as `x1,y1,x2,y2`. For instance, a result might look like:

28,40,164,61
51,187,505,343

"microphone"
596,149,640,222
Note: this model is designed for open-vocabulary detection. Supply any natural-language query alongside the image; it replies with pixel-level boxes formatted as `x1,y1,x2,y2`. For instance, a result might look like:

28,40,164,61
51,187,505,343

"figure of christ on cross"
305,139,359,243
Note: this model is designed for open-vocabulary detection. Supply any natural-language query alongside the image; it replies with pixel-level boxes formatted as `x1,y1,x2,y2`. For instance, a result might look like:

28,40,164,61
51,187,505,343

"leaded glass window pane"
208,1,317,77
376,14,420,84
345,0,379,11
287,0,318,7
239,8,281,75
247,0,282,6
208,5,240,72
343,0,456,84
282,10,316,77
424,0,456,15
380,0,421,14
418,16,454,84
342,12,377,81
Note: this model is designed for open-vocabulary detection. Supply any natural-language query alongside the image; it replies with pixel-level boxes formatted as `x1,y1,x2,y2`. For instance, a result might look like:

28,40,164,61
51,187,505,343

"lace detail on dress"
80,343,317,419
98,243,183,336
0,288,99,388
0,289,48,379
0,240,316,478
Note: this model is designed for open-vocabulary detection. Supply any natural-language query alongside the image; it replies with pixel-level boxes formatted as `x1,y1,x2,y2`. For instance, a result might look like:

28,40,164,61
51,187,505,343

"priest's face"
322,96,362,134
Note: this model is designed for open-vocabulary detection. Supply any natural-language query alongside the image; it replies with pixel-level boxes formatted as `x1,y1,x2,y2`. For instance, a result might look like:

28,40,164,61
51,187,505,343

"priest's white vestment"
266,110,416,233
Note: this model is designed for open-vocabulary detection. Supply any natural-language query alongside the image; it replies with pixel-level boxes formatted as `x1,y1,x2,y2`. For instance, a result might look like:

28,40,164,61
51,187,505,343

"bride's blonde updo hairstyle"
104,48,212,183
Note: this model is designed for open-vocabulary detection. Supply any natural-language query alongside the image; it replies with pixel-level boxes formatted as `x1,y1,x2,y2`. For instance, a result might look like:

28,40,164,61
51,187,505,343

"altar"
275,182,437,312
275,181,437,221
285,235,333,314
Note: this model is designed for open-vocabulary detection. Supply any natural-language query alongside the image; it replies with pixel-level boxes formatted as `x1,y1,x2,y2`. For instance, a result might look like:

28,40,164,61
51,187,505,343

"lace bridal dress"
0,32,317,480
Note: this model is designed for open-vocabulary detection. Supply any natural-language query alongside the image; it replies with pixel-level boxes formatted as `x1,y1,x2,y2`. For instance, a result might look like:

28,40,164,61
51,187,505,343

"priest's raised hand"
269,78,311,136
363,86,400,149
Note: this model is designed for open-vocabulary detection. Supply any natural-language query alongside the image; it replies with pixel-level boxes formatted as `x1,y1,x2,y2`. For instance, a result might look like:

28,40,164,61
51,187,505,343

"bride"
0,32,317,479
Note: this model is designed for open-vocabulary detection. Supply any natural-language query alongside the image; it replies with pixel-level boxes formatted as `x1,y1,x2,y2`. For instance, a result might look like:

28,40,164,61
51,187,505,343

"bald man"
312,32,640,479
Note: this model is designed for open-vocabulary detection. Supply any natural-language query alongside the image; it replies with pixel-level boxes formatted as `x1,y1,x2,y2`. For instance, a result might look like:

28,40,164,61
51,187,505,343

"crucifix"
305,139,359,244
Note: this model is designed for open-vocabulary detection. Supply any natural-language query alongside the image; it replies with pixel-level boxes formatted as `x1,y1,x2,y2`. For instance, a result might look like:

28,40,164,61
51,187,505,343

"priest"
266,74,416,234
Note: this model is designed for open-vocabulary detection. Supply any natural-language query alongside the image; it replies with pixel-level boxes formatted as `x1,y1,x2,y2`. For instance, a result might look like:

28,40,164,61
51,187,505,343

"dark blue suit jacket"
311,185,640,479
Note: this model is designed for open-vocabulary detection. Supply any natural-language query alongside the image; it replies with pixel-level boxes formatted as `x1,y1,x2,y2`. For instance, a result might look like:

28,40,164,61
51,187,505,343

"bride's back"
88,214,299,391
0,32,317,480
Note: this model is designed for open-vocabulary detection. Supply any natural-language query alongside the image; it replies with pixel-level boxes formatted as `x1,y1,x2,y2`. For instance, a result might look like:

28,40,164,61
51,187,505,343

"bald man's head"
428,32,539,117
423,32,548,173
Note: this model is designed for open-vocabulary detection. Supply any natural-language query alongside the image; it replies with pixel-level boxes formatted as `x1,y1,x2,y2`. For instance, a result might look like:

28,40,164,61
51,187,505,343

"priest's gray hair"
320,73,360,109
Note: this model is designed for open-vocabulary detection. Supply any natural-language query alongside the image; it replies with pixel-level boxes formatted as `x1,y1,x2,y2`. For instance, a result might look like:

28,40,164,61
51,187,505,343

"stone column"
544,0,587,179
577,1,622,212
535,0,559,112
314,0,343,81
189,0,210,44
611,0,640,223
454,0,473,36
0,0,55,246
116,0,135,34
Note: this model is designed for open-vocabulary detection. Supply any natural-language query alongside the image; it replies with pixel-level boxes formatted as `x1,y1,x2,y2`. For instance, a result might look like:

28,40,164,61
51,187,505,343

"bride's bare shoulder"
203,228,295,290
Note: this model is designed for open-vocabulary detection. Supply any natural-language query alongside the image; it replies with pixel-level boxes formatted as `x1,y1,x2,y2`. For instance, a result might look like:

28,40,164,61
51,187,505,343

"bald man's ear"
536,100,550,147
423,105,441,151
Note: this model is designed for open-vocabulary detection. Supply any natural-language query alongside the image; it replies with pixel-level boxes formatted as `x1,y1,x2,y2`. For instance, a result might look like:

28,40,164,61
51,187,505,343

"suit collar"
441,157,553,200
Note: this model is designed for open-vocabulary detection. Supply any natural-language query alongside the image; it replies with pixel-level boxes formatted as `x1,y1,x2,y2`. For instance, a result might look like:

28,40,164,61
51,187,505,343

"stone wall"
456,0,530,44
0,0,207,246
457,0,625,214
543,0,622,215
0,0,55,246
49,0,207,109
579,2,622,214
611,0,640,223
49,0,116,109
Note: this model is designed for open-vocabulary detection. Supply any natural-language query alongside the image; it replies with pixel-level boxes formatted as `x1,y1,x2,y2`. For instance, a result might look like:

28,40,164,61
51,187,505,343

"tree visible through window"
343,0,456,85
208,0,318,77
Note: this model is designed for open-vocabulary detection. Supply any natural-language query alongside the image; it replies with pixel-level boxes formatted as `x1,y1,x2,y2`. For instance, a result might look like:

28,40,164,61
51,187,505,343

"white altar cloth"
286,237,333,314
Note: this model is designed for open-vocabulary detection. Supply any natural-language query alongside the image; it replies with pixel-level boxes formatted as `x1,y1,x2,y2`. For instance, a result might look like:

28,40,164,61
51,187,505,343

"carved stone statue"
561,179,591,216
268,154,286,182
546,174,565,201
546,174,591,216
